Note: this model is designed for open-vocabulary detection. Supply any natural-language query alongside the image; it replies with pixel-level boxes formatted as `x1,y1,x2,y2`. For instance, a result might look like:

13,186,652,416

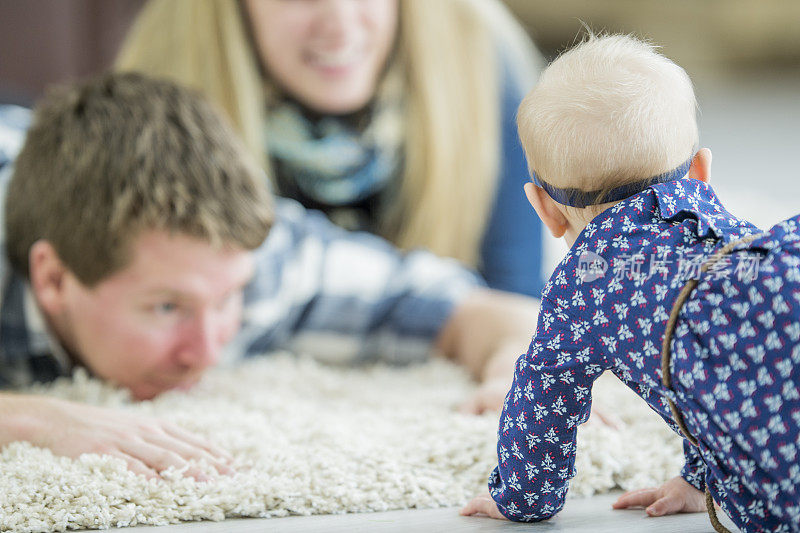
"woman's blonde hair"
116,0,540,267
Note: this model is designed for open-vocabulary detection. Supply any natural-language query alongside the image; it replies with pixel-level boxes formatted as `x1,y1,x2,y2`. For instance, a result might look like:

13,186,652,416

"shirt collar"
23,283,74,375
650,178,749,240
568,178,744,262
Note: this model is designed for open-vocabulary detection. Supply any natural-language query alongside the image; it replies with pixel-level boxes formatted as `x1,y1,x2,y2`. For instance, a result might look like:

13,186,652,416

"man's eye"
154,302,178,314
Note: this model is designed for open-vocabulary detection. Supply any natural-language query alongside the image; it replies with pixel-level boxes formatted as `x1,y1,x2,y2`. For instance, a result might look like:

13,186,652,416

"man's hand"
612,476,706,517
0,393,233,481
460,493,508,520
459,377,509,414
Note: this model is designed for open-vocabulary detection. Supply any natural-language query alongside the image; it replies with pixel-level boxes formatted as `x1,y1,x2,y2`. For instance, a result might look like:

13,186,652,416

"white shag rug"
0,354,683,532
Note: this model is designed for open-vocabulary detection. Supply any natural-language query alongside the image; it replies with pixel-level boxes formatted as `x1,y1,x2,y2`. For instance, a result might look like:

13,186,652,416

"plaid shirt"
0,105,483,388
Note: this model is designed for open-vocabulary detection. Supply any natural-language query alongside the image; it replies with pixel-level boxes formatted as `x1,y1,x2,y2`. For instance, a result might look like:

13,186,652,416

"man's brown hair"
5,72,273,285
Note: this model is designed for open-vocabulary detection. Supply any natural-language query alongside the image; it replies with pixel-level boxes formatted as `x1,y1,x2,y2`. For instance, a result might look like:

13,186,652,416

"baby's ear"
524,183,569,238
688,148,712,184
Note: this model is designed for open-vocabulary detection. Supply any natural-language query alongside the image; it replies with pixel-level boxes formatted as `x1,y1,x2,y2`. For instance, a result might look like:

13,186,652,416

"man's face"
55,231,254,400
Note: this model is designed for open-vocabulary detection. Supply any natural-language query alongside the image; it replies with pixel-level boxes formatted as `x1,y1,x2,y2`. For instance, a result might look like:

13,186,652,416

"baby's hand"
612,476,705,516
460,493,508,520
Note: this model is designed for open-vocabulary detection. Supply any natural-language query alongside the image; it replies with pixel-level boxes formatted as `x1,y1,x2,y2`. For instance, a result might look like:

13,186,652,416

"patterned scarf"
265,70,405,231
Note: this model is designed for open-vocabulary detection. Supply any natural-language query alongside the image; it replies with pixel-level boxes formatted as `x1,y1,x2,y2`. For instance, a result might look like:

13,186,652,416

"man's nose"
176,312,223,369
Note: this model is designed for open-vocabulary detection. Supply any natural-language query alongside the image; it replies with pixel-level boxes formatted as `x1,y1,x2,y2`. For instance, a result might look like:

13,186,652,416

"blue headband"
532,157,693,208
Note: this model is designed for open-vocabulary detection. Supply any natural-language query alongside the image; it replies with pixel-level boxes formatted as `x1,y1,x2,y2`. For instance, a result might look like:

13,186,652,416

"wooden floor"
120,492,739,533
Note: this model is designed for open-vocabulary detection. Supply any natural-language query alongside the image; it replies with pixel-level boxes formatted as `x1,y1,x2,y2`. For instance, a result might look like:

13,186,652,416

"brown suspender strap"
660,232,765,533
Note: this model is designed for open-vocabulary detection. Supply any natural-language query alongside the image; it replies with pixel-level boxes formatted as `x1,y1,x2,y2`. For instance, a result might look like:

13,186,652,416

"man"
0,73,538,480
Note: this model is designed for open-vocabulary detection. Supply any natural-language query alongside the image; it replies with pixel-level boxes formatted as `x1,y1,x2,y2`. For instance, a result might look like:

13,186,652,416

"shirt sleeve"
478,51,546,297
680,440,707,492
231,197,485,365
0,106,33,387
488,294,607,521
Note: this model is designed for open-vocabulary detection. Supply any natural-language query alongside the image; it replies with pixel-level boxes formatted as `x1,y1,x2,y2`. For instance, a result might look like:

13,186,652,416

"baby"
461,34,799,532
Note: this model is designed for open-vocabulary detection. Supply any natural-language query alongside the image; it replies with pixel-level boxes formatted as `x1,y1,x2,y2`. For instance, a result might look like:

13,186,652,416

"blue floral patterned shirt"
489,177,763,520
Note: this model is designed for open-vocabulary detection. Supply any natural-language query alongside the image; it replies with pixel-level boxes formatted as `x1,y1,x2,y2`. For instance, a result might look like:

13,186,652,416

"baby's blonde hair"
517,34,698,198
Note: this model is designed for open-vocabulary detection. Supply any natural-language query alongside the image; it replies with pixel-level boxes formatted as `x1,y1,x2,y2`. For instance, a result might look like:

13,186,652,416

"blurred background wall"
0,0,797,233
3,1,799,101
507,0,800,73
0,0,144,105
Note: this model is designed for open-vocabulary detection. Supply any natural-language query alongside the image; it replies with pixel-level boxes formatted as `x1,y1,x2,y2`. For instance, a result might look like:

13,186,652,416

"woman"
116,0,547,296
